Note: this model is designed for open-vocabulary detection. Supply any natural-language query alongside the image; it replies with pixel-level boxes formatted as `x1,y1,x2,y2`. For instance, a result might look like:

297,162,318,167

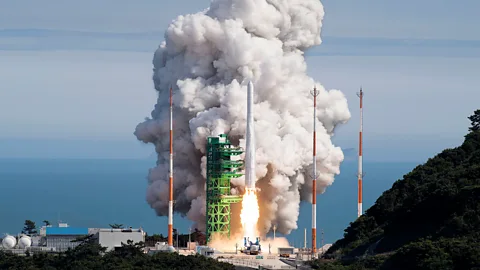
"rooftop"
45,227,89,236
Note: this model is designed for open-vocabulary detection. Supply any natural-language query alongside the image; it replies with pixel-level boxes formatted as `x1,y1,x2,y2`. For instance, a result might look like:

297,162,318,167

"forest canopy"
311,109,480,270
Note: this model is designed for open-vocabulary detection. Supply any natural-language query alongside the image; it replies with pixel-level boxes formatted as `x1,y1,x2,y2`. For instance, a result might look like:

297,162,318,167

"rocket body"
168,87,174,248
241,81,260,239
245,81,255,189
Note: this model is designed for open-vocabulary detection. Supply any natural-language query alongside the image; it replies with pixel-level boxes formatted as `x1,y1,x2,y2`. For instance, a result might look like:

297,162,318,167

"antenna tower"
310,87,320,257
356,88,364,218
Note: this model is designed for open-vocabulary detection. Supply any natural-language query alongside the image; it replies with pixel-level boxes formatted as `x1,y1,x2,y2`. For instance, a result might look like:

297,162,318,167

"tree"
43,220,51,226
468,109,480,132
382,239,453,270
193,229,207,245
173,228,178,247
71,234,95,244
110,240,145,258
22,220,37,235
109,223,124,229
321,111,480,269
0,240,236,269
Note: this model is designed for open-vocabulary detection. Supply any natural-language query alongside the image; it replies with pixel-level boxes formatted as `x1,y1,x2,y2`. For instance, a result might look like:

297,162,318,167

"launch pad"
205,134,244,243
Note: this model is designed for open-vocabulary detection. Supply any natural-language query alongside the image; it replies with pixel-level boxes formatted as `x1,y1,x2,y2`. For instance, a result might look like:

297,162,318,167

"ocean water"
0,158,417,246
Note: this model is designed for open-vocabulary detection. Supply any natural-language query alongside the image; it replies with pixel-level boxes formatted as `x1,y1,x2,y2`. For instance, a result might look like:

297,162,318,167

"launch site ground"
177,248,330,269
216,254,312,270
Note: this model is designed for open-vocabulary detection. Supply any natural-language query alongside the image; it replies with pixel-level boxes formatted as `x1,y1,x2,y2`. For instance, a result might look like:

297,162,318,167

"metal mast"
357,88,364,218
310,87,320,257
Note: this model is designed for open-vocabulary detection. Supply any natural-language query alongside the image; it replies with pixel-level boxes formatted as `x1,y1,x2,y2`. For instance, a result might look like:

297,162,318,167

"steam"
134,0,351,235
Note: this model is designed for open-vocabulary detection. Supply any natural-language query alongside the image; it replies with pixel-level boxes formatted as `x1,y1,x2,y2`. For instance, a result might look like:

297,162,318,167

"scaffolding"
206,134,243,243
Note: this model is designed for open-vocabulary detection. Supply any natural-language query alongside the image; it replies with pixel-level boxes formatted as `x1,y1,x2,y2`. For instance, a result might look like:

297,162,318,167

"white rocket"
245,81,255,189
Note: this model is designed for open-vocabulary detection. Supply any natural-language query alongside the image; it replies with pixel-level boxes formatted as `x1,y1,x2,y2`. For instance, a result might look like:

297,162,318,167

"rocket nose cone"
248,81,253,89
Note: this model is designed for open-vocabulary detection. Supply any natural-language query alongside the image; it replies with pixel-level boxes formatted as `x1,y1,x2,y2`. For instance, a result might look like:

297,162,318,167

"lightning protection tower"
206,134,244,244
357,88,364,218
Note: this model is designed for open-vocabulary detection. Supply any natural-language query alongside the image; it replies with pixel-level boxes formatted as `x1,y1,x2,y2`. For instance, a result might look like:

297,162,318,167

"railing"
208,172,243,178
217,257,297,270
218,258,260,268
215,160,244,167
218,148,243,155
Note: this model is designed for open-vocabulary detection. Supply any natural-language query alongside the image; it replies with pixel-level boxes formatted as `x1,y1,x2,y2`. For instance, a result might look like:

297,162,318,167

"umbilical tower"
205,134,244,243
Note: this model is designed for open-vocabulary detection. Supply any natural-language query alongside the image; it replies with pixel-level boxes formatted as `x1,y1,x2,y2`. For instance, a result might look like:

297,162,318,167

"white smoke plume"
134,0,351,235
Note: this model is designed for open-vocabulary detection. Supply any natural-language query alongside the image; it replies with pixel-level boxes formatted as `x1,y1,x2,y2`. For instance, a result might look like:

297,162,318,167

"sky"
0,0,479,162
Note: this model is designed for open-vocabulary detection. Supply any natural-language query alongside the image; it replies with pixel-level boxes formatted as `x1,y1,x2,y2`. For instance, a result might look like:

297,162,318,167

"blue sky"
0,0,479,161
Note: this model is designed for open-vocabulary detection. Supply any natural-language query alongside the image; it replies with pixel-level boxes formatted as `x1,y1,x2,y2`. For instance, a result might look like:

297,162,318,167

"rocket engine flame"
240,188,260,239
134,0,351,234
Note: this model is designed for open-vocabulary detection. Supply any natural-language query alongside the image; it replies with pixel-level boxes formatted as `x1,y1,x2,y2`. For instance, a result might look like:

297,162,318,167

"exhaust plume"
134,0,351,235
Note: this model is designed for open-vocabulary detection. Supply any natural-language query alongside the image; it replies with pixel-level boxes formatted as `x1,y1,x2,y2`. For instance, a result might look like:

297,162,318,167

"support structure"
357,88,364,218
304,228,307,248
321,229,324,253
206,134,243,243
168,86,174,247
310,87,320,257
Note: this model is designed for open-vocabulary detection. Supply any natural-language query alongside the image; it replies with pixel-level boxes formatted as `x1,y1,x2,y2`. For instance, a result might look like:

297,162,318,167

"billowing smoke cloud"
134,0,351,235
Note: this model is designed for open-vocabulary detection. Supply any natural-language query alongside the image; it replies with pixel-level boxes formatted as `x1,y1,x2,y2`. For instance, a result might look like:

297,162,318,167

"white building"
94,228,145,252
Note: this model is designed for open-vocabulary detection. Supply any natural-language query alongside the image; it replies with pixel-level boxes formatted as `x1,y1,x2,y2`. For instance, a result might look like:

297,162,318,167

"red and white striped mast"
310,87,320,257
168,86,174,247
357,88,364,218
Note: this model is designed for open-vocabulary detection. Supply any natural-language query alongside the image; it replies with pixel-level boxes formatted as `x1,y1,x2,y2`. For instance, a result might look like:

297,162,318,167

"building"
39,223,145,252
40,223,89,252
1,223,146,254
94,228,145,252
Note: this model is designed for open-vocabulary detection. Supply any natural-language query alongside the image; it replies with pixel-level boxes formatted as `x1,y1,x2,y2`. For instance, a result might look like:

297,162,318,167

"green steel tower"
206,134,244,243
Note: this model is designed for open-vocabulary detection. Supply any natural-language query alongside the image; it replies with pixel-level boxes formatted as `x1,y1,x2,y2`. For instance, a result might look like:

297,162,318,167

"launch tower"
206,134,243,243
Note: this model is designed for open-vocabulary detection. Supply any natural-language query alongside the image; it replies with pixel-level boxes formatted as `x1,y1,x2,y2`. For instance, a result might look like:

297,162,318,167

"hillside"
313,110,480,270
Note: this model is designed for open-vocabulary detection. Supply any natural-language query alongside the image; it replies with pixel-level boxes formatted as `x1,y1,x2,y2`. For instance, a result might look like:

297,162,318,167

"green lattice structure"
206,134,244,244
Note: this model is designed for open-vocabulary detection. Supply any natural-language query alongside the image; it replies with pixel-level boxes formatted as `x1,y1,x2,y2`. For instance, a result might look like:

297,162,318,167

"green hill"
312,110,480,270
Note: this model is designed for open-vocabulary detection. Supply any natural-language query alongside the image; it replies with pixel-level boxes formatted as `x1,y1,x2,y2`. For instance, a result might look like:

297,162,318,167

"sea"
0,158,417,246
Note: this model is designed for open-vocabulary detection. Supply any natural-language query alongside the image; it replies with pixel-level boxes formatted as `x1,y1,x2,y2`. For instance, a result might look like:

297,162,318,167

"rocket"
245,81,255,189
168,86,174,248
